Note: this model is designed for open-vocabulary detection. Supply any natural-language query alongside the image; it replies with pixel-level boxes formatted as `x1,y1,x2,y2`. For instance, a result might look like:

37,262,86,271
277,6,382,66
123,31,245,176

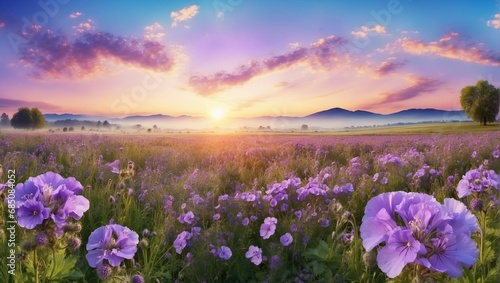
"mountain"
44,108,471,130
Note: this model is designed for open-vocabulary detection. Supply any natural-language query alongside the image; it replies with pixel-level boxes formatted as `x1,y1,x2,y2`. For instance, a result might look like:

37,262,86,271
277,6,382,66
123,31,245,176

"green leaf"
46,249,79,281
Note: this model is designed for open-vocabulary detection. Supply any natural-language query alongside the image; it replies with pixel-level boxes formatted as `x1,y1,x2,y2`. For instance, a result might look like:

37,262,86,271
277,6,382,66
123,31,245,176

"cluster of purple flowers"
378,154,404,166
456,166,500,198
177,211,195,224
14,172,89,235
86,224,139,268
360,191,478,278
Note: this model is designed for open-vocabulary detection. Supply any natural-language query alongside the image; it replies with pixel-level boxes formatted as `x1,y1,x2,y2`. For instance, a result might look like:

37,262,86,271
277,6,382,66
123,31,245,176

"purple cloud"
0,98,61,112
18,30,176,79
374,57,407,77
366,76,443,109
189,35,349,95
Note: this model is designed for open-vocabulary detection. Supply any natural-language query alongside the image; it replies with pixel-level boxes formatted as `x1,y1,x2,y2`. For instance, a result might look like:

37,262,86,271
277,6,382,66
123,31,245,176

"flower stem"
33,247,39,283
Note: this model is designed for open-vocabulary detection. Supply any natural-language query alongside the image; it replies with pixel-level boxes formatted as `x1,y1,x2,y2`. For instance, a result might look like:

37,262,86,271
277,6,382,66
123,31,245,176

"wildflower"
360,191,478,278
280,233,293,246
245,245,263,265
34,232,49,246
14,172,89,234
105,160,120,174
217,246,232,260
260,217,277,239
213,213,221,221
17,200,50,229
493,149,499,159
270,255,280,270
86,224,139,267
469,198,483,212
67,236,81,251
97,264,112,279
131,274,145,283
173,231,191,254
320,219,330,228
457,168,500,198
242,218,249,226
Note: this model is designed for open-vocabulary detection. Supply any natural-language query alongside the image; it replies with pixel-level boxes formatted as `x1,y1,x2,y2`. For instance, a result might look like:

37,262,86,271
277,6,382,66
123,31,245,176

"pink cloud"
189,35,349,95
69,12,82,19
0,21,5,28
487,13,500,29
366,76,443,109
171,5,199,27
18,30,176,79
394,32,500,66
374,57,406,77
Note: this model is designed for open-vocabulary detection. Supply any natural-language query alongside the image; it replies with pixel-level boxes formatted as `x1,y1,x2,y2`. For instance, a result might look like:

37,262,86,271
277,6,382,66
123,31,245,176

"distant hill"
44,107,471,129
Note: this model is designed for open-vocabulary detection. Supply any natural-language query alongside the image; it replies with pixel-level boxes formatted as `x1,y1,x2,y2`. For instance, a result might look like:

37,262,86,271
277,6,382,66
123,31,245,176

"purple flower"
280,233,293,246
17,200,50,229
105,160,120,174
360,191,479,278
14,172,89,234
217,246,232,260
457,168,500,198
173,231,191,254
242,218,249,226
377,229,425,278
245,245,263,265
320,219,330,228
213,213,221,221
493,149,500,159
260,217,277,239
270,255,280,270
86,224,139,268
177,211,195,224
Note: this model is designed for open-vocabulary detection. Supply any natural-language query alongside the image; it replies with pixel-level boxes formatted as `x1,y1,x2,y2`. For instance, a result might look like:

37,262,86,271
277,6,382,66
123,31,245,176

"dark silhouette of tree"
460,80,499,125
103,120,110,127
0,113,10,127
11,107,46,129
301,124,309,131
96,121,102,127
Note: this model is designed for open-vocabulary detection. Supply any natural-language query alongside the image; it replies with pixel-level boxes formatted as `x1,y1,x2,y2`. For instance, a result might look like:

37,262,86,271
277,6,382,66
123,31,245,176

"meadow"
0,129,499,282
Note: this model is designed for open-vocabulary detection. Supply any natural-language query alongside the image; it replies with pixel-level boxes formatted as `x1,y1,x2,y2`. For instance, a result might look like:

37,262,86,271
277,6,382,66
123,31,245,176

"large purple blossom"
13,172,89,233
86,224,139,267
245,245,263,265
360,191,478,278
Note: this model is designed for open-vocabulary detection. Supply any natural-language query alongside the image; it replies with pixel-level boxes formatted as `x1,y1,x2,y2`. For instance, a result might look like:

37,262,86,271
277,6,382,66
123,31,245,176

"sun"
210,108,224,121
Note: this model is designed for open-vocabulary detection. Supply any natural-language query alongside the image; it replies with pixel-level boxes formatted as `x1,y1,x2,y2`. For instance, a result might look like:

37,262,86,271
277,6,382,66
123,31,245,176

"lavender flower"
217,246,232,260
173,231,192,254
86,224,139,267
360,191,478,278
280,233,293,246
245,245,263,265
105,160,120,174
17,200,50,229
260,217,277,239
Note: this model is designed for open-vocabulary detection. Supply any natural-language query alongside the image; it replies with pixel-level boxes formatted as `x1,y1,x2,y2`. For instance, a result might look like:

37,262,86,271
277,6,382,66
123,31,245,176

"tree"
103,120,110,127
0,113,10,127
11,107,46,129
301,124,309,131
460,80,499,125
96,121,102,127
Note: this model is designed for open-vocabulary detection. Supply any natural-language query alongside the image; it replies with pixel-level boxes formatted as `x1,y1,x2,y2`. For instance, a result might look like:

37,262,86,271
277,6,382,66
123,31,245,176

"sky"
0,0,499,120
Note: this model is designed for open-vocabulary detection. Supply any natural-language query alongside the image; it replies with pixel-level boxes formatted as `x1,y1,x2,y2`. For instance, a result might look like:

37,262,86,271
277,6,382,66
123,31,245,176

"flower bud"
97,264,112,279
34,233,49,247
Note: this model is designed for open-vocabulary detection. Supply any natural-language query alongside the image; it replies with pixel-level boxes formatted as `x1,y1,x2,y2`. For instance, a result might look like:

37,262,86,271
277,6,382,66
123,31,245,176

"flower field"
0,132,499,283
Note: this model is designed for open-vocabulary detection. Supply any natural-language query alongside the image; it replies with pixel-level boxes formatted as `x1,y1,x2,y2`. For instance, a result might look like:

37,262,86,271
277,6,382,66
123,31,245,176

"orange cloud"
394,32,500,66
351,24,386,38
171,5,199,27
144,22,165,42
73,19,95,33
